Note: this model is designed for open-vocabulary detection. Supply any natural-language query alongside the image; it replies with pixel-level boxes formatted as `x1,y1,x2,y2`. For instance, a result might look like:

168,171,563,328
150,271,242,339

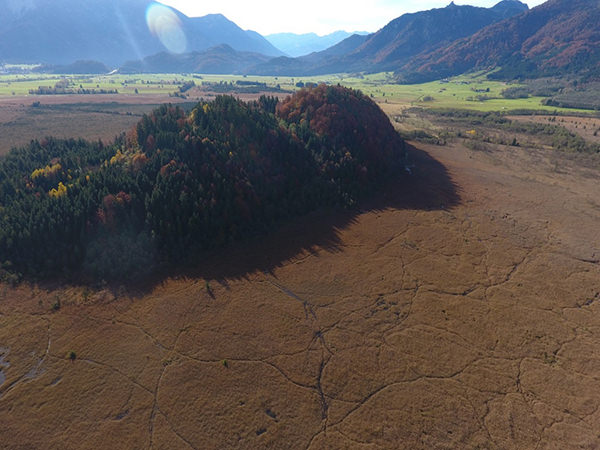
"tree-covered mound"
277,84,405,200
0,85,406,282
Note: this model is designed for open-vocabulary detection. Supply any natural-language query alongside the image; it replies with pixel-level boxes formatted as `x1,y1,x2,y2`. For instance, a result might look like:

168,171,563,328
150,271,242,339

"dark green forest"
0,85,406,282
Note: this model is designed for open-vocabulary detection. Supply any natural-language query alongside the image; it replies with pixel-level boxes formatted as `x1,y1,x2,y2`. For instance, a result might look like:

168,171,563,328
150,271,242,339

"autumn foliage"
0,86,406,281
277,84,406,197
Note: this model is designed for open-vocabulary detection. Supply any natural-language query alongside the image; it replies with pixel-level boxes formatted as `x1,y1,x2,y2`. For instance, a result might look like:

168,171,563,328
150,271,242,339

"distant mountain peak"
491,0,529,18
200,13,231,22
0,0,284,65
265,30,369,57
396,0,599,82
254,0,530,76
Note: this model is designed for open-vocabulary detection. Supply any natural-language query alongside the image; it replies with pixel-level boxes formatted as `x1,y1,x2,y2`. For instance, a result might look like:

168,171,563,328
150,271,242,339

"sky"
160,0,548,35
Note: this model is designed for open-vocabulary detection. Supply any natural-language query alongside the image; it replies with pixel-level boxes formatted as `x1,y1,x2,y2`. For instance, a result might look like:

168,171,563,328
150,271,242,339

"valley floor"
1,132,599,448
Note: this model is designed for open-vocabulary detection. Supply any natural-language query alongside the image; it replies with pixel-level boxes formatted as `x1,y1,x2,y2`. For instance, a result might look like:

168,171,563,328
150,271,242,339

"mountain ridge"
0,0,284,66
265,31,369,57
396,0,600,82
120,44,272,74
249,0,528,76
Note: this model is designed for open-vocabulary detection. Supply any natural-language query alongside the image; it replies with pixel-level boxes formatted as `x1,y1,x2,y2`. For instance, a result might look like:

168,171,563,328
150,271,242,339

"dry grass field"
1,102,599,448
509,115,600,145
0,95,193,155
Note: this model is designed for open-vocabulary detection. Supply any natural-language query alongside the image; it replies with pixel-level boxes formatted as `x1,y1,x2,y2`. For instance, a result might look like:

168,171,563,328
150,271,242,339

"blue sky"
160,0,547,35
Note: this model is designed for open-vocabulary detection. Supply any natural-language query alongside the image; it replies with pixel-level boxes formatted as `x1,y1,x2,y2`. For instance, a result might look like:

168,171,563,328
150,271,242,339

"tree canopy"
0,85,406,282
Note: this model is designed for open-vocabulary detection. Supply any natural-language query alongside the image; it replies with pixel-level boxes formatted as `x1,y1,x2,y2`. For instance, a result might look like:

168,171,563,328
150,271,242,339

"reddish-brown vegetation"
398,0,600,82
277,84,406,191
1,128,599,448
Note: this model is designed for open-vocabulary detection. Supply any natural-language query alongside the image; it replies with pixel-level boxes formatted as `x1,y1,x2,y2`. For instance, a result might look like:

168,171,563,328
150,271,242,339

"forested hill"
0,86,406,283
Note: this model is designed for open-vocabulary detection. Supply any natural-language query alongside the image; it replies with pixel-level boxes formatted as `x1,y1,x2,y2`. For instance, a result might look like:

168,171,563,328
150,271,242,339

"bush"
501,87,531,99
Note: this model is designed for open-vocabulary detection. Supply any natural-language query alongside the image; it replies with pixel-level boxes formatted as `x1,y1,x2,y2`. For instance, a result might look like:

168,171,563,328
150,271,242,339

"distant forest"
0,85,406,282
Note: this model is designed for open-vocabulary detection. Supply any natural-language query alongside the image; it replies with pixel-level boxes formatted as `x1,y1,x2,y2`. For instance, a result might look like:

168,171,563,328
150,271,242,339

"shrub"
501,87,531,99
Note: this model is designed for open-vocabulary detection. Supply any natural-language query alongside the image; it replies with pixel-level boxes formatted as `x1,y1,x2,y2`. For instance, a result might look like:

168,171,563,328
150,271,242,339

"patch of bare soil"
510,114,600,145
0,134,599,449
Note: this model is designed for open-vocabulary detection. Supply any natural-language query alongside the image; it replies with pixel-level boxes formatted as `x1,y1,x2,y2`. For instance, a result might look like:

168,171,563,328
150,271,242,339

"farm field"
0,98,599,448
0,71,594,110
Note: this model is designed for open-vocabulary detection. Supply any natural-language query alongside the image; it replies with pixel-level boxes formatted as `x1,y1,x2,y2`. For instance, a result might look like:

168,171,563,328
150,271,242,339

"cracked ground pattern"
0,140,599,449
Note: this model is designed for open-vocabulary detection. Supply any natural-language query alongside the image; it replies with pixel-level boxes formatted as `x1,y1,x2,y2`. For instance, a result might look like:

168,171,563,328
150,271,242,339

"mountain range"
1,0,598,83
250,0,529,76
0,0,283,66
120,45,272,74
265,31,369,57
395,0,600,82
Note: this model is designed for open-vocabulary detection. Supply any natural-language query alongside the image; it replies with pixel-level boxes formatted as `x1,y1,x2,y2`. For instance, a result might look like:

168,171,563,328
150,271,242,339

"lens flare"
146,3,187,54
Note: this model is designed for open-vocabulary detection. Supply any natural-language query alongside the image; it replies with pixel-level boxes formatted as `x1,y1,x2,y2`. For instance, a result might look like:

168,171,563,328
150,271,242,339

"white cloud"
160,0,548,35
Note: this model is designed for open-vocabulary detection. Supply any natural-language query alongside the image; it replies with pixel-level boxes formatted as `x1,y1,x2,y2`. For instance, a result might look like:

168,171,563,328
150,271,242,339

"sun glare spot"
146,3,187,54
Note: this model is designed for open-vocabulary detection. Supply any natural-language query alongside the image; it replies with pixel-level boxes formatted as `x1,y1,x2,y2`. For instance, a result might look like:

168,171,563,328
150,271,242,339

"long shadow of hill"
125,143,460,295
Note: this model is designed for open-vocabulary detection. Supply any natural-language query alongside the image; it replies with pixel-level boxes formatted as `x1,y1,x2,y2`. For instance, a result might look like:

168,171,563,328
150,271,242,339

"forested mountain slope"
396,0,600,82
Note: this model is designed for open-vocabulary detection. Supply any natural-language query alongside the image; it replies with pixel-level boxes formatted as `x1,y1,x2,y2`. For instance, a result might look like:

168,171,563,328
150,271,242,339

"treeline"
501,80,600,111
178,81,196,93
201,81,289,94
0,85,406,282
29,87,118,95
487,53,600,83
542,88,600,111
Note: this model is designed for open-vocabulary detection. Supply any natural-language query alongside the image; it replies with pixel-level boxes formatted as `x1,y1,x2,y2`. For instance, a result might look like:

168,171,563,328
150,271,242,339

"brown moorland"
0,95,191,156
0,107,600,449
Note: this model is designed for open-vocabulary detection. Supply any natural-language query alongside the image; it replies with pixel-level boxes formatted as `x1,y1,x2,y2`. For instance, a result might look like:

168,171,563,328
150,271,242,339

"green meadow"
0,70,592,114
